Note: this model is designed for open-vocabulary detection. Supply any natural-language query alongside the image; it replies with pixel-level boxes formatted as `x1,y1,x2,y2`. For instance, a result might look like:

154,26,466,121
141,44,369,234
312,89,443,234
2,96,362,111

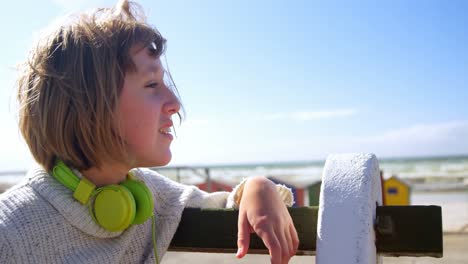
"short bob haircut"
17,0,178,172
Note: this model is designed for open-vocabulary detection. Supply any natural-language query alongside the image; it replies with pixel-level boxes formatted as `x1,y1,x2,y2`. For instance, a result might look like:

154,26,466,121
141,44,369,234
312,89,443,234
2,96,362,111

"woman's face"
118,44,180,168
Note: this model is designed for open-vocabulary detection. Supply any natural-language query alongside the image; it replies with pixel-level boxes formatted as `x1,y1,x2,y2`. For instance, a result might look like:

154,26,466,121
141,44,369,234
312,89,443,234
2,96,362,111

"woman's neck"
81,162,130,187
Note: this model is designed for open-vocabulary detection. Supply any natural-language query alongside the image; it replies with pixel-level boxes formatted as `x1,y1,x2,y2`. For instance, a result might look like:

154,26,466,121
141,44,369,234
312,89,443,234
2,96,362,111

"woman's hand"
236,176,299,264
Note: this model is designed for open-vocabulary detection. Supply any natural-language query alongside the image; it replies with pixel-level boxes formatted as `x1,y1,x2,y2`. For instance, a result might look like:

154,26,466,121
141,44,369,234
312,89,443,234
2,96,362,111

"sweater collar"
27,165,124,239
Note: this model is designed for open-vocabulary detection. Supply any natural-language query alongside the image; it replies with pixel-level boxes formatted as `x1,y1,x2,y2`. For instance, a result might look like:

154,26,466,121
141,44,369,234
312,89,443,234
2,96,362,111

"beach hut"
197,179,234,192
267,176,319,207
307,181,322,206
383,175,411,205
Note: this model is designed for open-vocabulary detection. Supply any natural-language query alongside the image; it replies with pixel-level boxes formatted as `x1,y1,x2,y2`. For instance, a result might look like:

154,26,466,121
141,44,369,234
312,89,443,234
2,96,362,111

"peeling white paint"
317,153,383,264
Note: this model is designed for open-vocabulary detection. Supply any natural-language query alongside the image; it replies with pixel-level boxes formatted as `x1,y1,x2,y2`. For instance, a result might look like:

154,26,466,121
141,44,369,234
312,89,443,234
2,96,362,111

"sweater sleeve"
138,169,294,210
226,178,295,208
185,187,231,208
175,182,294,209
0,232,16,263
136,168,230,209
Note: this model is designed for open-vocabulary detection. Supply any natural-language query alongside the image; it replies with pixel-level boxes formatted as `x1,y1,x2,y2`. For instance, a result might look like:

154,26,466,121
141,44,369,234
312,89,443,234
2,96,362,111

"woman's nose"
164,91,181,116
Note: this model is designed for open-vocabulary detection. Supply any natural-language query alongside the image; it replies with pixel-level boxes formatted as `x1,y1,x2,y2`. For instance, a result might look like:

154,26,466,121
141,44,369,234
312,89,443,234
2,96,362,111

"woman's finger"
276,229,291,264
285,226,294,258
257,228,282,264
289,222,299,255
236,210,251,259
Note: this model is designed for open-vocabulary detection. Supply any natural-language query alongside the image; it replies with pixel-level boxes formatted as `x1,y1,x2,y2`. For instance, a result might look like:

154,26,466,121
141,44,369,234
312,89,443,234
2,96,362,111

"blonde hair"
17,0,172,171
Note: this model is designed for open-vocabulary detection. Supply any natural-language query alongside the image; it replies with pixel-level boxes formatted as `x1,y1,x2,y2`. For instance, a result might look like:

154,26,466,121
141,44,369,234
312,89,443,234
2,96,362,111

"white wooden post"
317,153,383,264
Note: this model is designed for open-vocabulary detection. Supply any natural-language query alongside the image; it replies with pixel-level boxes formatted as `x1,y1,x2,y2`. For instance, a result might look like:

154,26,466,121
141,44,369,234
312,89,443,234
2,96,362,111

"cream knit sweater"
0,166,293,263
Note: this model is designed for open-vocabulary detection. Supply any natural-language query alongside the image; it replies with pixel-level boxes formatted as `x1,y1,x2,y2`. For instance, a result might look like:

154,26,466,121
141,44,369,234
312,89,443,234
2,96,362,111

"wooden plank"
169,206,442,258
169,207,317,256
376,206,443,257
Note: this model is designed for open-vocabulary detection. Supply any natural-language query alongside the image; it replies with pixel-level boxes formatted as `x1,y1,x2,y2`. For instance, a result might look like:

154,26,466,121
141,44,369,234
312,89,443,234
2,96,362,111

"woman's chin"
132,151,172,168
152,153,172,167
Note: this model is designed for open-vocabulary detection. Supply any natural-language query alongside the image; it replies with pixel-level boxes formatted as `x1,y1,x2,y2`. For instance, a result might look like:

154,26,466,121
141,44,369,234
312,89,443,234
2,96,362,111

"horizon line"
1,153,467,175
160,153,468,170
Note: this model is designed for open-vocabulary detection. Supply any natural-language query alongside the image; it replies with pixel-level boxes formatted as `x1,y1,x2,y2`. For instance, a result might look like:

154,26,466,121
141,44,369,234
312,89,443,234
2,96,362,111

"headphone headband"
52,160,81,191
52,160,96,204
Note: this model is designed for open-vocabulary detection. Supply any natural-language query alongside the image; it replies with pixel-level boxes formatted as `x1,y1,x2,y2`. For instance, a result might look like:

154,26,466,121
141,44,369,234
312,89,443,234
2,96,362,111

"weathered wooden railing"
168,154,443,263
169,206,442,257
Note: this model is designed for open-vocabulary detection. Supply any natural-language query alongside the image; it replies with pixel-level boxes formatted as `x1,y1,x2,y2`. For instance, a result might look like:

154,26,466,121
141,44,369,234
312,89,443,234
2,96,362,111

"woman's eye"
146,82,159,88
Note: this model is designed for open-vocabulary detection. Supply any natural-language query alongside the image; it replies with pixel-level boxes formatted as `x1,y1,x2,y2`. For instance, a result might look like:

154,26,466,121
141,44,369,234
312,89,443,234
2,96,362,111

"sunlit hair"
16,0,181,171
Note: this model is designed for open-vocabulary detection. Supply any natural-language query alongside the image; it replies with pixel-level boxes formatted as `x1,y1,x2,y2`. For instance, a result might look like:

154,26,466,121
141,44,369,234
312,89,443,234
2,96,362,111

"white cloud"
159,119,468,166
367,120,468,144
349,120,468,157
250,120,468,161
265,109,357,121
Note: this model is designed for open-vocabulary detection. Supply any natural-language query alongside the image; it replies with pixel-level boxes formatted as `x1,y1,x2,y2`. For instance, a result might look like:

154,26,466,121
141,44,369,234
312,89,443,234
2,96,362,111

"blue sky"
1,0,467,170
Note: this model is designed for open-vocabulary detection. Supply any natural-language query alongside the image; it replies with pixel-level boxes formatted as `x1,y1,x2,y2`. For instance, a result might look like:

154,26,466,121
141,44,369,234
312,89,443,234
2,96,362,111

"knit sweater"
0,165,293,263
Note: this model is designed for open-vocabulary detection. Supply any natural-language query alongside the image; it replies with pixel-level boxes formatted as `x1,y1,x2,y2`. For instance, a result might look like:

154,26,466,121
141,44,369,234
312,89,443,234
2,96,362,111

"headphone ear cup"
93,185,136,232
120,179,154,224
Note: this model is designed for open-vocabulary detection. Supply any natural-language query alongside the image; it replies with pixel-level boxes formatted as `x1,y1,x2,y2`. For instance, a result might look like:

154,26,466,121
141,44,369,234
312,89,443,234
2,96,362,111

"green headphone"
51,160,154,232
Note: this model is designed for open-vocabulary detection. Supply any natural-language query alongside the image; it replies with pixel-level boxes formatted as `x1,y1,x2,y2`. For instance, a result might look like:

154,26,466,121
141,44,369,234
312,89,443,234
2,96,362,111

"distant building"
267,176,320,207
197,179,234,192
383,175,411,205
307,181,322,206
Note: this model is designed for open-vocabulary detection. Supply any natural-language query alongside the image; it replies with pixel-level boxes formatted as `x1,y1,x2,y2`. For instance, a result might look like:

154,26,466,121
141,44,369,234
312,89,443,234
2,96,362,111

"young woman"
0,1,298,263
